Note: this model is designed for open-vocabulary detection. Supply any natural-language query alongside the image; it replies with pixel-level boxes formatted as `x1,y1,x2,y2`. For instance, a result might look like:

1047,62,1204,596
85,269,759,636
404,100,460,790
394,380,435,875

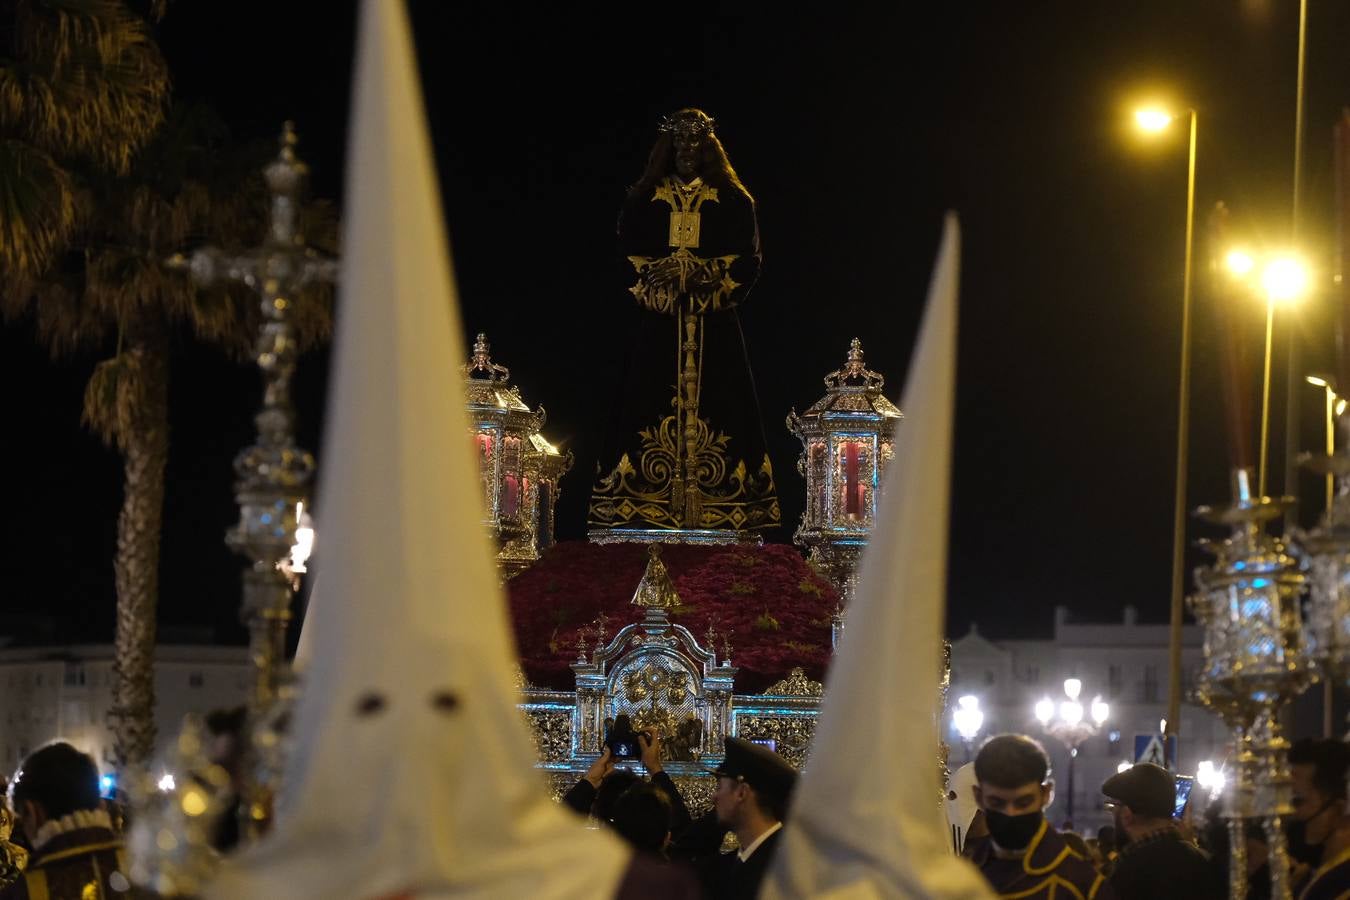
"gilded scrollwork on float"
733,715,816,770
524,709,573,763
667,775,718,818
520,549,830,804
589,410,780,533
763,667,823,697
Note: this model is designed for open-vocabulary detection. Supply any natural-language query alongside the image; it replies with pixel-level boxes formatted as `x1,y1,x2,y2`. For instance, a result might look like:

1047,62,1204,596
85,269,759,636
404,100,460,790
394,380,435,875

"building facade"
0,643,250,780
948,605,1231,834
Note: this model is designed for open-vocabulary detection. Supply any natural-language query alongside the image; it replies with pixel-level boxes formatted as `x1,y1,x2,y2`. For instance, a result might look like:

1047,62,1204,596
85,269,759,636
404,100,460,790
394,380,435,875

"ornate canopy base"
587,527,763,547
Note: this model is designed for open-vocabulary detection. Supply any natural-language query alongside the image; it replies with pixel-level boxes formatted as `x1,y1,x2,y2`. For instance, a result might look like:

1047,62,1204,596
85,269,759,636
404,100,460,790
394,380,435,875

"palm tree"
53,107,331,771
0,3,333,770
0,0,169,282
0,0,168,770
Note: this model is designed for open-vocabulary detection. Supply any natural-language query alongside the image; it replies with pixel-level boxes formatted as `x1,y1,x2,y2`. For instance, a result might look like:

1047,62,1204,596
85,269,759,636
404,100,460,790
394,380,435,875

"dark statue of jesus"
620,108,761,314
590,110,778,536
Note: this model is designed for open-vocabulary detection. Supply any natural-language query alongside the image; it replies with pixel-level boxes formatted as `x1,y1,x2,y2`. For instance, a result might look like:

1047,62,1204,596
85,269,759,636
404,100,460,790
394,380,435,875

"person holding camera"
562,718,691,838
1100,763,1222,900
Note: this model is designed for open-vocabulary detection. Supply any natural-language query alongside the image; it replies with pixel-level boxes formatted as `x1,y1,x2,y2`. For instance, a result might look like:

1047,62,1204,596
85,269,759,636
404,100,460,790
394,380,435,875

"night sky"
3,1,1348,644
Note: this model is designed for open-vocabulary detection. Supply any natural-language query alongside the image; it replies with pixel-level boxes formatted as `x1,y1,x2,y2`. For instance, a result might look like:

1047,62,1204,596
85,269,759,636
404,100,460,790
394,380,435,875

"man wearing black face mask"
963,734,1112,899
1287,738,1350,898
1100,763,1222,900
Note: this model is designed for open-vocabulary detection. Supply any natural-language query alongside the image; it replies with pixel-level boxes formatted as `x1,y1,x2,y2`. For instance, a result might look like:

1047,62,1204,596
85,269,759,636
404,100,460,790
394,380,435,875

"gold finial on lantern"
465,332,511,383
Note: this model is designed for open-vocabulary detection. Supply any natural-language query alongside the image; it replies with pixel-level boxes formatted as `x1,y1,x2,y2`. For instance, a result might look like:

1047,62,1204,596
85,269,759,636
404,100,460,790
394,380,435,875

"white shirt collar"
737,821,783,862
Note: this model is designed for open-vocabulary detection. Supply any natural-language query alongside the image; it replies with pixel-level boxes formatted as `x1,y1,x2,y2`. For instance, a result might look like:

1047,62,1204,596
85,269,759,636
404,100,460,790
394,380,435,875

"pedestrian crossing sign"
1133,734,1177,769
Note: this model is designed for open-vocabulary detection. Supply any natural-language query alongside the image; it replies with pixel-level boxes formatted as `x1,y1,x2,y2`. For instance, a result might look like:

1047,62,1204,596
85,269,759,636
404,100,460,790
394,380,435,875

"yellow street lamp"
1263,255,1311,304
1225,249,1255,279
1133,102,1197,742
1256,255,1311,497
1135,107,1174,133
1306,372,1338,739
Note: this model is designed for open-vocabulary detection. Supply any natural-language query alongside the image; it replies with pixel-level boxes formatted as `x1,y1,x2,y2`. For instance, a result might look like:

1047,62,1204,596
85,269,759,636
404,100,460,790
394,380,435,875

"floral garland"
506,541,840,693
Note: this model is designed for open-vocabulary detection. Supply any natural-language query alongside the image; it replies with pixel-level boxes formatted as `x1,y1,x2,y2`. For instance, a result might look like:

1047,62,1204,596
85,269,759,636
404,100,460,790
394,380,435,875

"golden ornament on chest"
668,210,701,248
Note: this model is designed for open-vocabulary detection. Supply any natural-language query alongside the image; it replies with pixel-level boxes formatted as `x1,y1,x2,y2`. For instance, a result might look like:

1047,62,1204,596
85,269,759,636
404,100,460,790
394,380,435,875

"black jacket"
1110,828,1224,900
562,770,692,833
692,826,782,900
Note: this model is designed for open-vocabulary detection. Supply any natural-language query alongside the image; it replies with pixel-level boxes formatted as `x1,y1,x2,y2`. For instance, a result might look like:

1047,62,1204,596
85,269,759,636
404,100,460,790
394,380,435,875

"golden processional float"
125,115,916,888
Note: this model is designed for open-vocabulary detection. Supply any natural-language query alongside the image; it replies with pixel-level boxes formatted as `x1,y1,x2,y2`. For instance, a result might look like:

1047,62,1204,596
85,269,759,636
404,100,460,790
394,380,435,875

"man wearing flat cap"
671,737,796,900
1101,763,1222,900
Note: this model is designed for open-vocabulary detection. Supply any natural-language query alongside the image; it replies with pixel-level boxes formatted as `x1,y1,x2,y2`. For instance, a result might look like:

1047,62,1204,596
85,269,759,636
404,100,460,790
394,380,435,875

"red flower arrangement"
506,541,840,693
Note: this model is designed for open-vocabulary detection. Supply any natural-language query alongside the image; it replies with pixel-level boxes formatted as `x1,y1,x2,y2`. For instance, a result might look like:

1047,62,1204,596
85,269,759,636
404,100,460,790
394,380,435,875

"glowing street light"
1034,678,1110,822
157,772,176,793
1225,249,1255,279
1131,98,1198,745
1196,759,1226,797
1263,255,1310,304
1255,254,1313,496
1134,107,1174,133
1117,760,1133,775
952,695,985,761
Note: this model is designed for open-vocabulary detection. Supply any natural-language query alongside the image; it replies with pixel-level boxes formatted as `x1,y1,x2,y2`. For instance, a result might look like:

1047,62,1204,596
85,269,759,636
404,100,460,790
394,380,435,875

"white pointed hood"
210,0,631,896
761,216,993,899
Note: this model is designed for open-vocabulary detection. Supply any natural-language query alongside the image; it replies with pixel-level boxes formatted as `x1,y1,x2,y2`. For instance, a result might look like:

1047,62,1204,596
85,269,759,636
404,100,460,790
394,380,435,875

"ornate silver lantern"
786,338,902,600
464,333,572,577
1191,467,1311,900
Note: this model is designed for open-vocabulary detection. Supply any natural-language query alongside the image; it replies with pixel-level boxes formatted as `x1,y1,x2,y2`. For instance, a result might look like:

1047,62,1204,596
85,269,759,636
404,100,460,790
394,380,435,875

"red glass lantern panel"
842,441,864,520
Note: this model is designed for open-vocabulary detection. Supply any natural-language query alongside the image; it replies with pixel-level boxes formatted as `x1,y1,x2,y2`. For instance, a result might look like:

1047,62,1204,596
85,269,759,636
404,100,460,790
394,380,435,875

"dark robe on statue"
589,169,780,536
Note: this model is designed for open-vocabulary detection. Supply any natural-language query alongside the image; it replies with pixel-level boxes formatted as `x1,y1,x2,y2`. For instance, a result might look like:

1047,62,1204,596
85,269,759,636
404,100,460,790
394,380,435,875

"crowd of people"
529,723,1350,899
956,733,1350,900
552,725,1350,899
0,721,1343,897
562,732,795,899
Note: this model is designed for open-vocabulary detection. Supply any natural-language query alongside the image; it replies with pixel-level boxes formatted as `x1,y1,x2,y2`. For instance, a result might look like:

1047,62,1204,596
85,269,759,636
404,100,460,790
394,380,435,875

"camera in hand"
605,714,649,761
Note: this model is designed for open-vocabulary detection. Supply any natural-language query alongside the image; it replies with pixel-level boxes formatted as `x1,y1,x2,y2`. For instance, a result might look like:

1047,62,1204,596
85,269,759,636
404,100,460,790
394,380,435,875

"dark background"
3,0,1348,643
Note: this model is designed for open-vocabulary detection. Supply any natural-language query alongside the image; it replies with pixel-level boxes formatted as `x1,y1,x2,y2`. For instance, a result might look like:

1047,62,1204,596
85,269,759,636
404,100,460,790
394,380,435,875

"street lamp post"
1304,374,1343,739
1305,376,1339,512
952,695,984,763
1133,104,1197,744
1258,256,1311,498
1035,678,1110,824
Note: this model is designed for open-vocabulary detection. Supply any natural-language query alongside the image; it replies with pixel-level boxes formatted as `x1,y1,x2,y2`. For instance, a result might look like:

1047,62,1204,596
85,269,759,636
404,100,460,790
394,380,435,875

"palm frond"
30,269,112,355
3,0,169,172
82,347,143,450
0,138,75,286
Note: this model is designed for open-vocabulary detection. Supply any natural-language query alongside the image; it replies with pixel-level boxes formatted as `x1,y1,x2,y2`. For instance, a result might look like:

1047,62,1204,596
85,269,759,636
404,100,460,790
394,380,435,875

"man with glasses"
1100,763,1221,899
